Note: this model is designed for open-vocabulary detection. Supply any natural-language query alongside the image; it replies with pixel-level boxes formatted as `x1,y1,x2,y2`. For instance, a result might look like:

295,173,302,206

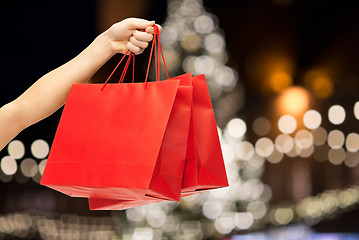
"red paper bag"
181,74,228,193
40,52,192,201
88,73,193,210
87,24,228,210
88,73,229,210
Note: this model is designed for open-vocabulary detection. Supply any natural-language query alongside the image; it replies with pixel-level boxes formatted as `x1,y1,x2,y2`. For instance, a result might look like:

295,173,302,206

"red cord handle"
144,25,169,88
102,24,168,91
101,50,135,91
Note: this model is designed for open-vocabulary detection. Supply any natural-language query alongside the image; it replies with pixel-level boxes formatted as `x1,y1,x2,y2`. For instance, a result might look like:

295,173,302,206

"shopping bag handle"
101,50,135,91
144,25,169,88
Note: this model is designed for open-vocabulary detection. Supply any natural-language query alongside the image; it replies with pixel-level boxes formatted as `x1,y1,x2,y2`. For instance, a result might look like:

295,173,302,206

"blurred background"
1,0,359,239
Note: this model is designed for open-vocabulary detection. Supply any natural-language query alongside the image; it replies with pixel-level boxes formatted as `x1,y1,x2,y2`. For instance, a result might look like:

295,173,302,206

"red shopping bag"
89,73,193,210
88,73,229,210
88,25,228,210
40,49,192,201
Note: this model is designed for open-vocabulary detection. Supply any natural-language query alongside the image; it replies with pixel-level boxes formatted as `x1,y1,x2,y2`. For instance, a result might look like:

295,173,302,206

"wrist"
96,29,118,59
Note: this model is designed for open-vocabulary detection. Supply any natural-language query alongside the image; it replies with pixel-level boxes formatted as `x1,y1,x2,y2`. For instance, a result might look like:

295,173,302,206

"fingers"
129,36,149,49
127,42,144,55
132,30,153,42
145,24,162,34
125,18,155,30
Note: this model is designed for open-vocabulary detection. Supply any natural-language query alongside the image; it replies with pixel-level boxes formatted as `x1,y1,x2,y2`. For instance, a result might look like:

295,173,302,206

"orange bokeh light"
277,86,310,117
269,72,293,93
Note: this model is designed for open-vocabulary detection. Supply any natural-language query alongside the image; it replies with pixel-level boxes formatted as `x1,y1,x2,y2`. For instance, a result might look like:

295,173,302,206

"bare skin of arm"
0,18,159,151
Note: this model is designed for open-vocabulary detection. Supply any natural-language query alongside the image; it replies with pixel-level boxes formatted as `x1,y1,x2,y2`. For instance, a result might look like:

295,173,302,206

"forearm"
15,30,116,128
0,30,115,151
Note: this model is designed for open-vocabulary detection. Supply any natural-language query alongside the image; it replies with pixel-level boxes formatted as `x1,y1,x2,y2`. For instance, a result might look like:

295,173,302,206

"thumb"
126,18,155,30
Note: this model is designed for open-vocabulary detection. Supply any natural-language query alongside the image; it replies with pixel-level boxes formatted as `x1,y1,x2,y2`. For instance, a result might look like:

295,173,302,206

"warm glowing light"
304,70,333,99
269,72,292,93
277,87,310,116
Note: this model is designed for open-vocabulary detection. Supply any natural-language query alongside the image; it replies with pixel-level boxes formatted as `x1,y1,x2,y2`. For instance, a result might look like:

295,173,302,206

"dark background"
1,0,359,235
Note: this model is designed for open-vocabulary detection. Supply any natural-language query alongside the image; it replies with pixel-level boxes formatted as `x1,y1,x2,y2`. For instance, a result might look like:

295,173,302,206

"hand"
106,18,162,55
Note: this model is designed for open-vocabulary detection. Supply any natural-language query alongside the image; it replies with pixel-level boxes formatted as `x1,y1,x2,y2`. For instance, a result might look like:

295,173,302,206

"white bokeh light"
327,130,345,149
278,115,297,134
275,134,294,153
235,141,254,161
294,130,314,149
234,212,254,230
255,137,274,158
31,139,50,159
7,140,25,160
354,101,359,120
328,105,346,125
204,33,225,53
1,156,17,176
346,133,359,152
303,110,322,129
226,118,247,139
194,15,214,34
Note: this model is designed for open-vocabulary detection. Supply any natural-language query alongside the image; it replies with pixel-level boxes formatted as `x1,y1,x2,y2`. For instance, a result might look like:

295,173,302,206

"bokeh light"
31,139,50,159
20,158,38,178
253,117,271,136
278,115,297,134
304,70,333,99
277,87,310,116
235,141,254,161
294,130,313,150
328,105,346,125
311,127,327,146
328,148,346,165
226,118,247,139
273,208,294,225
255,137,274,158
275,134,294,153
267,149,284,164
354,101,359,120
1,156,17,176
7,140,25,160
194,15,215,34
269,72,292,93
344,152,359,168
303,110,322,130
346,133,359,152
204,33,225,53
327,130,345,149
233,212,254,230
